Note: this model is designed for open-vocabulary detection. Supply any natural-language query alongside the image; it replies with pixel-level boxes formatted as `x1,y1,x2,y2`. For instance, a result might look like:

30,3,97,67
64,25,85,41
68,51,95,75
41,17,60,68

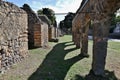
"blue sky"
7,0,82,24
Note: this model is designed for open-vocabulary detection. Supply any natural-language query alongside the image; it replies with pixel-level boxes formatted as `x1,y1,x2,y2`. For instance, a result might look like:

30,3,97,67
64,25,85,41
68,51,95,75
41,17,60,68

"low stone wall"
0,1,28,73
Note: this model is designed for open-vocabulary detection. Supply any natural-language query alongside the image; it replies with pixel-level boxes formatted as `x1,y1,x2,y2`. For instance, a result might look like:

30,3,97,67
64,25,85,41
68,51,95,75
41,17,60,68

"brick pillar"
91,18,110,76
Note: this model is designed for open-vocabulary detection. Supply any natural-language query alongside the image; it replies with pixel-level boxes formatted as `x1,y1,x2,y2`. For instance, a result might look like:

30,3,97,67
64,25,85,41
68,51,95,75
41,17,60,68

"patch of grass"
0,35,120,80
108,41,120,52
28,35,86,80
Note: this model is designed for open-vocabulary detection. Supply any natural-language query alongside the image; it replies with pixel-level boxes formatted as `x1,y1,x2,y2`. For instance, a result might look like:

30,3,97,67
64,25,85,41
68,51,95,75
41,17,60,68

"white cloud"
55,0,81,13
30,0,82,23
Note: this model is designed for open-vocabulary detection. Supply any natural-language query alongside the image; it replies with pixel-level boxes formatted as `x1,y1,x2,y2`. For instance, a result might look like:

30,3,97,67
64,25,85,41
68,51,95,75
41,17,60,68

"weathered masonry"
39,15,52,41
39,15,58,41
22,4,48,48
72,0,120,76
34,23,48,48
21,4,40,48
35,15,48,48
49,25,57,41
0,1,28,72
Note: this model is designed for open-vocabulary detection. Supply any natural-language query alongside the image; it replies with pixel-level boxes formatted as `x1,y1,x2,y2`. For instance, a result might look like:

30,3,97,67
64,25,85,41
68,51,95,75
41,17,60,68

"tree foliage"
116,16,120,23
111,14,120,25
37,8,56,25
37,9,43,15
59,12,75,29
109,14,120,33
59,21,64,29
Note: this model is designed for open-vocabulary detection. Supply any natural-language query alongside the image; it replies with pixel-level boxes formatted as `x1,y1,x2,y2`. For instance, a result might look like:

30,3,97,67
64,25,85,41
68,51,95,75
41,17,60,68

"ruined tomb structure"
0,1,28,72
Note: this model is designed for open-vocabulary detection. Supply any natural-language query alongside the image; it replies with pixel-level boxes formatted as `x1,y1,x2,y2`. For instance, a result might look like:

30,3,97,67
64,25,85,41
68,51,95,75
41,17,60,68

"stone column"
75,28,81,48
80,23,89,57
72,25,77,44
91,18,110,76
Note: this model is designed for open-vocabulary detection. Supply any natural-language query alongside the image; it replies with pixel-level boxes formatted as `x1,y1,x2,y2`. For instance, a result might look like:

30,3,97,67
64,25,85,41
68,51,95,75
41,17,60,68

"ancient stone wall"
34,24,42,47
57,28,63,37
38,15,52,42
34,22,48,48
41,22,48,47
48,25,58,42
51,25,56,39
0,1,28,72
21,4,41,49
48,27,52,41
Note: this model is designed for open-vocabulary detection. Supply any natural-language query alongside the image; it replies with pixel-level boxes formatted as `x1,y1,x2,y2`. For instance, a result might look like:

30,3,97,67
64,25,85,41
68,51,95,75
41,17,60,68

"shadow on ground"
73,70,119,80
28,41,85,80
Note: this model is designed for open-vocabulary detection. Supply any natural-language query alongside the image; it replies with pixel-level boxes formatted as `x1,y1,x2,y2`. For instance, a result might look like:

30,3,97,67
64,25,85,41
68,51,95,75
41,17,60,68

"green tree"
65,12,75,29
116,16,120,22
37,8,56,25
110,14,120,33
37,9,43,14
59,12,75,29
111,14,116,25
